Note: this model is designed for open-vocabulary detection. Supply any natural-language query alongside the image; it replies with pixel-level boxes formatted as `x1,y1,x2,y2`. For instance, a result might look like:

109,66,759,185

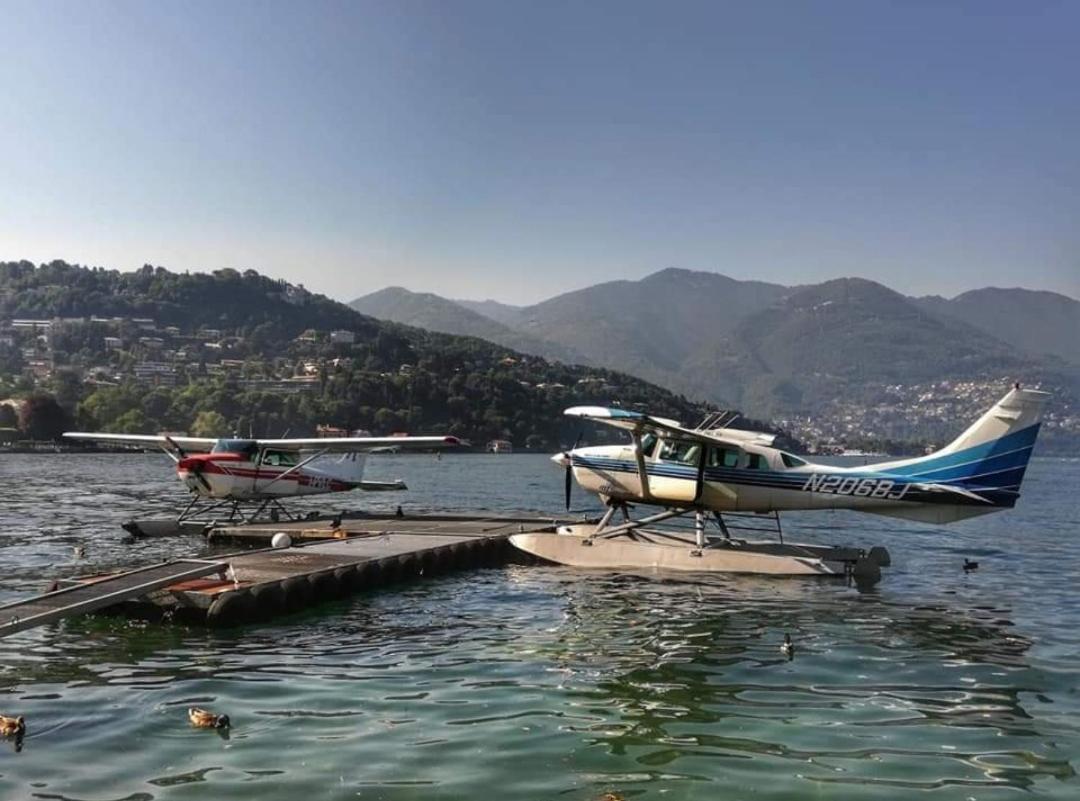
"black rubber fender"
852,557,882,586
308,569,339,600
473,538,496,566
460,538,483,562
433,545,454,573
868,546,891,567
418,549,440,576
396,553,420,580
333,565,358,593
377,556,402,584
206,589,256,627
446,542,468,568
281,576,313,610
248,581,286,619
354,560,381,589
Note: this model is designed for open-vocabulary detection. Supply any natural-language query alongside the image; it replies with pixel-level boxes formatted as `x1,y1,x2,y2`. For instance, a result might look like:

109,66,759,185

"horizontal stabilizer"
357,479,407,492
912,482,993,504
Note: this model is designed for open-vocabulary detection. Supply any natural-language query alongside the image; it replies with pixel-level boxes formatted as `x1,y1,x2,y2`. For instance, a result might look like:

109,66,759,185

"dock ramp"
0,559,228,638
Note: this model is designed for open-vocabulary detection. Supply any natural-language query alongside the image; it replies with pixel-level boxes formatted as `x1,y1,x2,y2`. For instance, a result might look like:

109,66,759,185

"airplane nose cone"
551,452,570,468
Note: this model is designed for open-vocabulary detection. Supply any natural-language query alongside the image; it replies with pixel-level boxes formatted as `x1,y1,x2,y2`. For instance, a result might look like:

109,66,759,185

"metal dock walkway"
8,513,564,635
1,559,228,638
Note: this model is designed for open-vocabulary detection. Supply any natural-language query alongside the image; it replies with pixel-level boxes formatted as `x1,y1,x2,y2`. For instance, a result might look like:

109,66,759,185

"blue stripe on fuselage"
877,424,1039,477
571,452,1021,507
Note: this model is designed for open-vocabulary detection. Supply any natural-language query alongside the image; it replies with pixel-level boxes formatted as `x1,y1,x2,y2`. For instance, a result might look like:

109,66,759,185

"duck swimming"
0,715,25,737
188,707,230,729
780,633,794,659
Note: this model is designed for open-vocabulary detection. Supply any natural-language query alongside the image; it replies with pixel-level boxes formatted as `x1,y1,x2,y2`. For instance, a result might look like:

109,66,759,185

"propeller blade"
164,435,186,459
563,430,582,511
190,461,213,493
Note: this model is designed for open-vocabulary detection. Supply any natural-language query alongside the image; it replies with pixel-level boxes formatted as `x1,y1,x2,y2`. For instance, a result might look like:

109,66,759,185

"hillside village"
780,378,1078,454
2,305,1076,453
0,264,715,451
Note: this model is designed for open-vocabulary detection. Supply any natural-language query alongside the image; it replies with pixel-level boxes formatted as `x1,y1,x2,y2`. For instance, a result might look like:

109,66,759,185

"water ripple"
1,455,1078,799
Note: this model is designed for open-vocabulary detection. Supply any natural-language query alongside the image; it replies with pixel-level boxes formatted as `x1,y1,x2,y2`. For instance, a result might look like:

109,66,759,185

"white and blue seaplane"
510,385,1048,582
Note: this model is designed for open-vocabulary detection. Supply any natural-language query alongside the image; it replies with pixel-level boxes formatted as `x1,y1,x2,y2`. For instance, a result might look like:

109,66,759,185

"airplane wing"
63,432,217,452
256,435,461,453
564,407,758,449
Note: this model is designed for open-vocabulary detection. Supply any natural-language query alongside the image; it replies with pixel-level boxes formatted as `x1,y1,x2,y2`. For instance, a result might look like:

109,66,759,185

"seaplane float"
510,385,1048,583
62,430,461,535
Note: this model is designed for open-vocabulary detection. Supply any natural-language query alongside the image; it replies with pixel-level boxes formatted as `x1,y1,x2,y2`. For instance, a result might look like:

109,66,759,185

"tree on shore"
191,410,229,437
0,402,17,428
18,395,72,441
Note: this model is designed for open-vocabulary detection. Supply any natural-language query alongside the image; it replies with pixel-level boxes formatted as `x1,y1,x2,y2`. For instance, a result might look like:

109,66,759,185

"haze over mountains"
351,269,1079,436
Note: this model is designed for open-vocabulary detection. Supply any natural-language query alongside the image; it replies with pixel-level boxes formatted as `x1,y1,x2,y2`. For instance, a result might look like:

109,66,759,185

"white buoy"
271,532,292,549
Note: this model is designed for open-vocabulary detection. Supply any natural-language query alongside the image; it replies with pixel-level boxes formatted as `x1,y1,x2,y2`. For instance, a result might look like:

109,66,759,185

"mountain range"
351,269,1079,422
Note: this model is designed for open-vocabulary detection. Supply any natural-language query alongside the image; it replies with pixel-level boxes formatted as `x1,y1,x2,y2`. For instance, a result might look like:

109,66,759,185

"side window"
658,439,701,465
639,433,658,458
707,447,741,468
781,452,807,468
746,453,769,470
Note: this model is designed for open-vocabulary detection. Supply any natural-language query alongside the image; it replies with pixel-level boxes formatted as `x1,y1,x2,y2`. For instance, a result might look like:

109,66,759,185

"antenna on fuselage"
695,410,740,432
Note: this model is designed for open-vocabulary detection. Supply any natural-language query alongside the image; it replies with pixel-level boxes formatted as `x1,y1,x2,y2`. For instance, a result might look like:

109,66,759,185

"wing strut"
631,431,652,501
258,449,330,492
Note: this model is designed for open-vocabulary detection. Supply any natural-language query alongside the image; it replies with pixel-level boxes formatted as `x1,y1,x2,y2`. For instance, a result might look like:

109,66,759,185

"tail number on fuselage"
802,474,910,500
305,475,334,490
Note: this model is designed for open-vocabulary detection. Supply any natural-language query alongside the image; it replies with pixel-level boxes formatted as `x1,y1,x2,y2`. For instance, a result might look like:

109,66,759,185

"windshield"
212,439,259,457
780,452,807,468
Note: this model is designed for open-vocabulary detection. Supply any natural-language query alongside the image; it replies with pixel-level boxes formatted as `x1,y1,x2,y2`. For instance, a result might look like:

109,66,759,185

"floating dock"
3,513,565,636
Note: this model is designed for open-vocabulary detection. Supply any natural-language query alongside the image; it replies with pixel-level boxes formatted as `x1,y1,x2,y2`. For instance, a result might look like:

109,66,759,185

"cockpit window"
261,449,299,467
780,452,807,468
639,433,658,458
657,439,702,465
212,439,258,457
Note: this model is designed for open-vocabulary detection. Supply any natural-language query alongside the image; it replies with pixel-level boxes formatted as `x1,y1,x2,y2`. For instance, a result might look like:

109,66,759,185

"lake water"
1,453,1078,800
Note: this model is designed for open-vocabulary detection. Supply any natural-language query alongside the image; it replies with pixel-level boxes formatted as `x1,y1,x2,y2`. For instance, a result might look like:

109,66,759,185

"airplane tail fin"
874,385,1049,508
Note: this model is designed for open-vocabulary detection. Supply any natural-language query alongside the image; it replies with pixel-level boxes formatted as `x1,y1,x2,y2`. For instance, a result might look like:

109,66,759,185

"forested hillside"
1,261,786,450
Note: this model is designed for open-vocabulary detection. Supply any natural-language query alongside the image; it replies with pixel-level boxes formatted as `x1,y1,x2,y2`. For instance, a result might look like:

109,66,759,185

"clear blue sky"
1,0,1076,303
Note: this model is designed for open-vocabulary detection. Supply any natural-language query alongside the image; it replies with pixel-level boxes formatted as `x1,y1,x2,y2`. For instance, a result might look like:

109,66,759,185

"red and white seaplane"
62,430,460,526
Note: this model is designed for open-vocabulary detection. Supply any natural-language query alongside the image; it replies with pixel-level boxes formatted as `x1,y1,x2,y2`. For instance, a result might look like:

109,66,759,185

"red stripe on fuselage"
176,459,355,492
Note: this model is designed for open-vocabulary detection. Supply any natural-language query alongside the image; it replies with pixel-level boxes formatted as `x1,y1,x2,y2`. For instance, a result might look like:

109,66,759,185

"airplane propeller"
188,460,213,493
563,431,583,511
164,435,186,459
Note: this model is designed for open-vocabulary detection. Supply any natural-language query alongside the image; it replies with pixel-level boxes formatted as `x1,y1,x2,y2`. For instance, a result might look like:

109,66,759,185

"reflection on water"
0,454,1078,799
546,573,1073,794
